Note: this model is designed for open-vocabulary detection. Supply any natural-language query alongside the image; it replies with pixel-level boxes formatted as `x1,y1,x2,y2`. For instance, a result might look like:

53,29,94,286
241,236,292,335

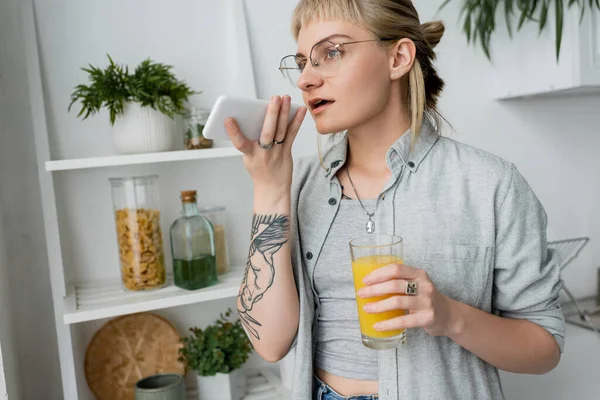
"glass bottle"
184,107,213,150
169,190,218,290
198,206,230,275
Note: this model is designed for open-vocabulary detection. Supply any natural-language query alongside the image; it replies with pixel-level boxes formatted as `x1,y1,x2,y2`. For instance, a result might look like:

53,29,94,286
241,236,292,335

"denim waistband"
313,374,379,400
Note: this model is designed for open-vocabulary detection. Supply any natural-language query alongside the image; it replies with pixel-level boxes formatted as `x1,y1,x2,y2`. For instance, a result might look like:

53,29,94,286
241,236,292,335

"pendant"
366,217,375,234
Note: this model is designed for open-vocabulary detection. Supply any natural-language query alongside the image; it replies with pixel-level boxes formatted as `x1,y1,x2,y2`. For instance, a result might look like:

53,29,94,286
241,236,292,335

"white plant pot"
112,102,175,154
196,369,245,400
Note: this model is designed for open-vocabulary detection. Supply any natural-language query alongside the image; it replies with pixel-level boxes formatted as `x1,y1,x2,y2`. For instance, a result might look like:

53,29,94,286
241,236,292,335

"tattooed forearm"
238,214,289,340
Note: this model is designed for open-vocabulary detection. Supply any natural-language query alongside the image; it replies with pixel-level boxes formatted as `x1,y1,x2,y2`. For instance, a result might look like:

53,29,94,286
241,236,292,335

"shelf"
488,7,600,99
186,368,284,400
62,264,245,324
45,147,241,172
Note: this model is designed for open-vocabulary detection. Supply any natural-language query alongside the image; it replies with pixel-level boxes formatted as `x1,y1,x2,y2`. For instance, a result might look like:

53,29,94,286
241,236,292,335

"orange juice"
352,254,406,339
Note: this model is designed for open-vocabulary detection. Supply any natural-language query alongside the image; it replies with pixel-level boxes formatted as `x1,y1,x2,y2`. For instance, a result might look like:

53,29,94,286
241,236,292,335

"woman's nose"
297,62,323,91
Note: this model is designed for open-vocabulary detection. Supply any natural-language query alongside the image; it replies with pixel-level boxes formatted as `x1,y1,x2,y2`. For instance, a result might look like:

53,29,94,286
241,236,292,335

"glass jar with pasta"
109,175,166,291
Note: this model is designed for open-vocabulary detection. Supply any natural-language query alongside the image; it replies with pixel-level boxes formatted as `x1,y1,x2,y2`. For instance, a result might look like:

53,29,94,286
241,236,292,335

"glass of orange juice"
350,234,406,350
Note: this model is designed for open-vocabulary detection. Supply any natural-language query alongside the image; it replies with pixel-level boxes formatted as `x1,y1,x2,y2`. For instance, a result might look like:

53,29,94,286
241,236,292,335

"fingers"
357,279,408,298
273,95,291,144
362,263,423,285
283,106,307,150
357,279,405,298
373,312,427,332
362,294,421,314
259,96,281,146
225,118,253,154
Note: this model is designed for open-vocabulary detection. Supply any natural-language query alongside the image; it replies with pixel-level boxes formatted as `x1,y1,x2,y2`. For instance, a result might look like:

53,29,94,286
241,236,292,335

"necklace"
346,167,376,234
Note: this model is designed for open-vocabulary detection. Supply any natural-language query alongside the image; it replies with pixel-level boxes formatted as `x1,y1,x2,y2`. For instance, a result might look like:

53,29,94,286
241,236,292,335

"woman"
227,1,565,399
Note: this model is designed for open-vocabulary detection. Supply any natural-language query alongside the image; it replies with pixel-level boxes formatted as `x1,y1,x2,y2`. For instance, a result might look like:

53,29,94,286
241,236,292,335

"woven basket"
85,313,186,400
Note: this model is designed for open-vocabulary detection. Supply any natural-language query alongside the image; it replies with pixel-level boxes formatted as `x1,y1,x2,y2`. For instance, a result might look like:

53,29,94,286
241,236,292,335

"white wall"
0,0,599,399
0,0,62,399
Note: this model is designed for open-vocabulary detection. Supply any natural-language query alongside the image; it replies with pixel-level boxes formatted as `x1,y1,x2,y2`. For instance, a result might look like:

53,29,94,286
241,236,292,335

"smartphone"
203,95,303,142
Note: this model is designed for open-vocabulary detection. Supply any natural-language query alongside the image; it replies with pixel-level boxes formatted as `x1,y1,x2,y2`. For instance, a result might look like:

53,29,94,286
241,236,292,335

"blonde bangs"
291,0,365,40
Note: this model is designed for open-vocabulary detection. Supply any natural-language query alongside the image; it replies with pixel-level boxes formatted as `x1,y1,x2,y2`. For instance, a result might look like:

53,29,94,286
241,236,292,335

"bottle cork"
180,190,197,203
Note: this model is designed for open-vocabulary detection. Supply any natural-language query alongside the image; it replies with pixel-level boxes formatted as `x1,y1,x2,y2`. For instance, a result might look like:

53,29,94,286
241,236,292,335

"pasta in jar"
114,208,166,290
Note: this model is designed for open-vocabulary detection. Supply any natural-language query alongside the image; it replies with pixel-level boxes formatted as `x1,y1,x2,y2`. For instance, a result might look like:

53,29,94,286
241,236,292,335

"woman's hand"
357,263,458,337
225,95,307,200
358,262,561,374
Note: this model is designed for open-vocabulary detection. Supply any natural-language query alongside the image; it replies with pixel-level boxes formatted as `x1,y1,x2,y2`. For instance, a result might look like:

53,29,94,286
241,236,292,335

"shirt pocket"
414,243,494,307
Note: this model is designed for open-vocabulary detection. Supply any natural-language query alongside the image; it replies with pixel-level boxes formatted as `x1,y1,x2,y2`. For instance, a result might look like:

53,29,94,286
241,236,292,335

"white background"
0,0,599,399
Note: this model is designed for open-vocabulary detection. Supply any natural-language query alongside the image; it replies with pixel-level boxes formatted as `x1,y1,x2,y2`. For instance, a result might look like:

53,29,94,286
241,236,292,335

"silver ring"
258,139,274,149
274,138,285,145
406,281,418,296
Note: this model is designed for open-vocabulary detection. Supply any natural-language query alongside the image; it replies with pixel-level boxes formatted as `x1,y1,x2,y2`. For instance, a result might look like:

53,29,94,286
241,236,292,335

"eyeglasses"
279,38,396,88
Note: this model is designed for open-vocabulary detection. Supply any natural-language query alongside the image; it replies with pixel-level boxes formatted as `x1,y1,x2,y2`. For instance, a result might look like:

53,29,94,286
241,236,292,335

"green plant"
69,54,196,124
178,309,253,376
440,0,600,61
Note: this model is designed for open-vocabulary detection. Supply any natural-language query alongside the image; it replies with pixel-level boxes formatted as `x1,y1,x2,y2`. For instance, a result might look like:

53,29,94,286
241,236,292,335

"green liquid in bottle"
173,255,218,290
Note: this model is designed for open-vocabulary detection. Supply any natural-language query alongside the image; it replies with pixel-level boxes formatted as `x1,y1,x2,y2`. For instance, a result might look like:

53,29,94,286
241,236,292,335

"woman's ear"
389,38,416,81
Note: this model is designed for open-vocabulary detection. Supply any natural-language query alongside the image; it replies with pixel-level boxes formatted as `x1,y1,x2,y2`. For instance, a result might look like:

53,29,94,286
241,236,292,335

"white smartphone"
203,95,303,142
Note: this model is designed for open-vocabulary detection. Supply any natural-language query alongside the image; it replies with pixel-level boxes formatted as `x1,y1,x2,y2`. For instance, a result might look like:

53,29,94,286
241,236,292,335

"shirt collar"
323,118,440,180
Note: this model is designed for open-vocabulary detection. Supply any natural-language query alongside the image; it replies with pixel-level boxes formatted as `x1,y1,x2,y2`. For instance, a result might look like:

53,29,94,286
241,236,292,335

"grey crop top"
311,196,381,381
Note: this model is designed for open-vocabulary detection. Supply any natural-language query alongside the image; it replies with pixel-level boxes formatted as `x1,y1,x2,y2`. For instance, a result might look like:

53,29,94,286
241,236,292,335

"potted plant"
440,0,600,61
179,309,253,400
69,54,196,154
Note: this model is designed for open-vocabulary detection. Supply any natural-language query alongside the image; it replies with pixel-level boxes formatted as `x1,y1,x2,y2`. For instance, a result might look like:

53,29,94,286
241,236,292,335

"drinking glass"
350,234,406,350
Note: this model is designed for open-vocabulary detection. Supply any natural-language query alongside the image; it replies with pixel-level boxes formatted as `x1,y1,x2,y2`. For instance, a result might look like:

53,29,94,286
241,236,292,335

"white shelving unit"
20,0,282,399
45,147,242,172
63,264,246,324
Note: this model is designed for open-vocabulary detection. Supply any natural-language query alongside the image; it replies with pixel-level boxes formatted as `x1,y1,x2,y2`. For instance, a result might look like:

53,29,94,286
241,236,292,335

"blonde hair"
291,0,445,167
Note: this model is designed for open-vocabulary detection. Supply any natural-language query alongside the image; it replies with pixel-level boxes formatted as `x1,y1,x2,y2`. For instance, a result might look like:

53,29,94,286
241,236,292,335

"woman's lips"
312,101,334,115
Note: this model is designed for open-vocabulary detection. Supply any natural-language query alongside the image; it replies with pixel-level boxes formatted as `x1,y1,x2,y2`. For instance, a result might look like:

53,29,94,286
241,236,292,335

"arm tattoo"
238,214,289,340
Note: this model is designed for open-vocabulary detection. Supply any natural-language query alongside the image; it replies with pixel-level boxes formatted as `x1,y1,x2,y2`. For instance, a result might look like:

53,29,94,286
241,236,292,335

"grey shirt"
286,119,565,400
313,198,380,381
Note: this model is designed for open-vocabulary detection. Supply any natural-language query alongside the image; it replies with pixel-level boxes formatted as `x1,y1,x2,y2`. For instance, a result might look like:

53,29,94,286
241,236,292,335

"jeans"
313,375,379,400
